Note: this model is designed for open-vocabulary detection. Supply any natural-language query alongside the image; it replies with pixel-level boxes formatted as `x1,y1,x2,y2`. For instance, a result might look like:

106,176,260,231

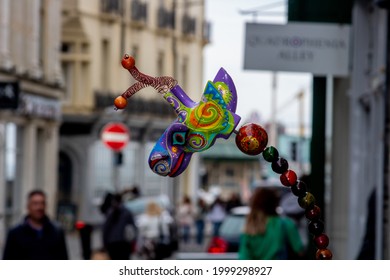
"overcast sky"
203,0,313,136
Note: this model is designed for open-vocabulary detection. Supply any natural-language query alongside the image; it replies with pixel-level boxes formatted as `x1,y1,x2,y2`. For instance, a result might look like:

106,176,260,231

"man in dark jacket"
102,194,137,260
2,190,68,260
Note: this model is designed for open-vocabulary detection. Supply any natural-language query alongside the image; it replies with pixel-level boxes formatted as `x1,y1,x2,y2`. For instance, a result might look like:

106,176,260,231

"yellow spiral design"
189,101,223,131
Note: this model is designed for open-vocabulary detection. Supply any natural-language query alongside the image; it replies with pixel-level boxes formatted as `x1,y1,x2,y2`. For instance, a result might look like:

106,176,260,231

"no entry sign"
101,122,130,152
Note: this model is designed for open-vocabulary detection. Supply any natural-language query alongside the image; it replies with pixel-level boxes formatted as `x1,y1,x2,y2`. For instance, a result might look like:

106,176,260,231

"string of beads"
235,123,333,260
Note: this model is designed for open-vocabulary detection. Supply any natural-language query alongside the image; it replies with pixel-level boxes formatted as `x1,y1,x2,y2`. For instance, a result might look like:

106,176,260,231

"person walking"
137,201,173,260
207,196,226,237
226,192,242,212
102,194,137,260
2,190,69,260
238,188,304,260
177,195,194,244
194,198,208,245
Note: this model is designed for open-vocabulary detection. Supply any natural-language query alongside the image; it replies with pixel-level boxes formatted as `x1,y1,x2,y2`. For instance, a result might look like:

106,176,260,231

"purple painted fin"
213,67,238,113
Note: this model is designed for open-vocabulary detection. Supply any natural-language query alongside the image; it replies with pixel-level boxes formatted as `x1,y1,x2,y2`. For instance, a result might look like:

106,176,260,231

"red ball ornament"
235,123,268,155
280,170,298,186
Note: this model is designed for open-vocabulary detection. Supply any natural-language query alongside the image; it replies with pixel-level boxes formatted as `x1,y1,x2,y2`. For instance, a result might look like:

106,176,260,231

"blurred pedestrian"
238,188,304,260
121,185,141,202
194,198,208,245
207,196,226,237
100,192,114,216
102,194,137,260
2,190,69,260
137,201,173,259
226,192,242,212
177,195,194,243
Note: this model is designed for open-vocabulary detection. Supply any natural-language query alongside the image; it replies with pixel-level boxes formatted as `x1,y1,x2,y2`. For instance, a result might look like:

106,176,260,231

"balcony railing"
94,91,176,118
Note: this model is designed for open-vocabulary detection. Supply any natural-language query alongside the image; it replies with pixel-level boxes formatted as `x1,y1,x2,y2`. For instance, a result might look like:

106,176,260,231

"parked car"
207,206,249,253
175,206,247,259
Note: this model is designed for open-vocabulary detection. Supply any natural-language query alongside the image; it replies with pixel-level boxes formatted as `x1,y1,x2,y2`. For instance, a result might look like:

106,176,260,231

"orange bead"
316,248,333,260
121,54,135,70
114,96,127,110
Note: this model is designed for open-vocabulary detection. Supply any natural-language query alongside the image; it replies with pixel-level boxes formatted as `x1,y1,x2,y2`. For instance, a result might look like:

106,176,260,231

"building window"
61,43,74,53
81,43,89,53
157,52,164,77
38,0,44,68
132,45,139,61
81,62,89,97
131,0,148,22
182,14,196,35
226,167,234,177
157,4,174,29
101,0,122,14
101,40,110,89
35,128,45,189
61,61,74,102
61,40,89,103
181,56,188,90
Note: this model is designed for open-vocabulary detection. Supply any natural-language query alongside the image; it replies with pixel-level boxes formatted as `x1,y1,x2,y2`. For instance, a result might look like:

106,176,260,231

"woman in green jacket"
238,188,305,260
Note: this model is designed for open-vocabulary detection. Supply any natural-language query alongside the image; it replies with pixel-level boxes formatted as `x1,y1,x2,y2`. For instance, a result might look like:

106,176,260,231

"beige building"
0,0,63,246
59,0,209,224
200,138,262,202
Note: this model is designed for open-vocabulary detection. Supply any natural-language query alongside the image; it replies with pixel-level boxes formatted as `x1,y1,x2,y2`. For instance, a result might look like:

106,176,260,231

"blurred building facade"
59,0,209,225
0,0,63,246
329,0,388,260
288,0,389,259
200,138,262,200
264,134,311,179
199,133,310,202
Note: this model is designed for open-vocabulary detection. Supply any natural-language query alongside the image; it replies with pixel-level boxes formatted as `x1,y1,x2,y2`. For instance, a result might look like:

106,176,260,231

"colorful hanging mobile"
114,54,333,260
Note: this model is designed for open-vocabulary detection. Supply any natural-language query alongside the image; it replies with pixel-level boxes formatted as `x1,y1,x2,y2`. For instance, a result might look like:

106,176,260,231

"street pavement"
66,229,210,260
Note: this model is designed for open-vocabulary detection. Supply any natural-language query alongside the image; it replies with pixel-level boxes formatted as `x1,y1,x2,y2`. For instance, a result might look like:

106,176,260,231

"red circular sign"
101,122,130,152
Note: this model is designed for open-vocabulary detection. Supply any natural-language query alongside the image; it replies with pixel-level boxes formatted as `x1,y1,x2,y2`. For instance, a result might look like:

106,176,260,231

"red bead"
314,234,329,249
316,248,333,260
235,123,268,155
280,170,297,186
305,205,321,220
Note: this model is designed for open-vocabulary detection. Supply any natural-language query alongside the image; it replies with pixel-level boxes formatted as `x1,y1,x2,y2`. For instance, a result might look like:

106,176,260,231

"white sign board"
244,22,350,76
